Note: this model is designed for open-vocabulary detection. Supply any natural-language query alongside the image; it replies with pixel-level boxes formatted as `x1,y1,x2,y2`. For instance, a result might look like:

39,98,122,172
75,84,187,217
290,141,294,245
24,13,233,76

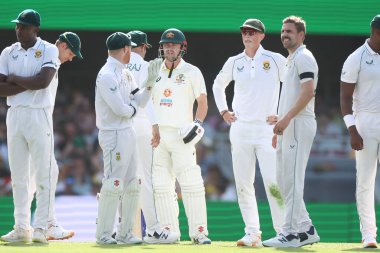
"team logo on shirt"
174,74,185,84
263,60,270,70
160,88,173,107
124,71,133,82
237,66,244,72
34,50,42,58
116,152,121,161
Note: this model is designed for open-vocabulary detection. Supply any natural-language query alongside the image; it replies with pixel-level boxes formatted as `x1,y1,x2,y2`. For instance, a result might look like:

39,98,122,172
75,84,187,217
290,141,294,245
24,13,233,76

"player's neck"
165,58,181,69
368,37,380,54
244,46,259,58
20,38,37,50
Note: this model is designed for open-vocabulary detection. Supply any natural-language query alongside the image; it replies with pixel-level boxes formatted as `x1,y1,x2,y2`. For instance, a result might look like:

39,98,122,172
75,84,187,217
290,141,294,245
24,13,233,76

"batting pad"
154,187,180,235
117,178,141,239
177,165,208,238
96,178,123,240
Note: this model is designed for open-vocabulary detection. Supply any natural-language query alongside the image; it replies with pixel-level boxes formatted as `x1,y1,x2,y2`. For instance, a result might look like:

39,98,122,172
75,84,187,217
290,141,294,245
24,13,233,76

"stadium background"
0,0,380,243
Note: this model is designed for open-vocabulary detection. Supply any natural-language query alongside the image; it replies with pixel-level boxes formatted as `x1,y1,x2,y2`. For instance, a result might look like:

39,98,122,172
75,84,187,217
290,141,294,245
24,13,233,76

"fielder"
125,30,179,244
94,32,161,244
151,28,211,244
263,16,320,247
213,18,285,247
0,9,63,244
340,14,380,249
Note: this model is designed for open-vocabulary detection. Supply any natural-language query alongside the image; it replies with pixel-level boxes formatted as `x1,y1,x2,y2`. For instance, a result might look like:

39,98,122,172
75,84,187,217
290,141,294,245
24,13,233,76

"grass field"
0,242,374,253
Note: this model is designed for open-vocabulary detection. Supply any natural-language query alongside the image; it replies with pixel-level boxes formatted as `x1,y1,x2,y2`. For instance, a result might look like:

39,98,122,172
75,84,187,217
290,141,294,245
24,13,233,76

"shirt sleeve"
138,61,149,89
340,52,359,84
41,45,60,70
295,53,318,84
97,73,135,118
276,54,287,82
212,57,234,112
0,47,10,76
191,66,207,99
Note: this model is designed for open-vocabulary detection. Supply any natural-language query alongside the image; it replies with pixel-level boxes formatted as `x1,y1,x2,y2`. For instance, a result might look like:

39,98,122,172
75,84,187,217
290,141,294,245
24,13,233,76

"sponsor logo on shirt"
366,59,374,65
11,54,18,60
160,88,173,107
34,50,42,58
237,66,244,72
263,60,270,70
127,63,141,71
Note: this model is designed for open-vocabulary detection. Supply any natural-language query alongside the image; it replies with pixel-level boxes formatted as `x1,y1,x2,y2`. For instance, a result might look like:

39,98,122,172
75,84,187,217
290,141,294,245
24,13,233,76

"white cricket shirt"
95,56,138,130
213,45,286,122
278,45,318,118
0,37,60,108
341,40,380,113
152,59,207,128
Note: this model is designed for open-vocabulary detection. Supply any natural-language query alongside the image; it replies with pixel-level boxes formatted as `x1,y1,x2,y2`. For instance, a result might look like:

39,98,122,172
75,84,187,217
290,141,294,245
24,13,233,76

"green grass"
0,242,374,253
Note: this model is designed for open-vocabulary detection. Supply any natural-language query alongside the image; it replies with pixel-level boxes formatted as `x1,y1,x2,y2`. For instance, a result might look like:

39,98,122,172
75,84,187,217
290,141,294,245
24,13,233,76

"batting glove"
179,120,204,145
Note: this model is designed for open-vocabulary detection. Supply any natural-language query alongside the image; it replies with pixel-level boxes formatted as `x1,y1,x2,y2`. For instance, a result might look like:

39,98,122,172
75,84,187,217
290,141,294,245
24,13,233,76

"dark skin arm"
0,74,27,97
340,81,363,151
6,67,57,90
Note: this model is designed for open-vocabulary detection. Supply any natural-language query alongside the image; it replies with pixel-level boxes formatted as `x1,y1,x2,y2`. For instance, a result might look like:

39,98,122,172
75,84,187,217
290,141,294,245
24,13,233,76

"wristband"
194,119,203,125
220,110,228,117
343,114,355,129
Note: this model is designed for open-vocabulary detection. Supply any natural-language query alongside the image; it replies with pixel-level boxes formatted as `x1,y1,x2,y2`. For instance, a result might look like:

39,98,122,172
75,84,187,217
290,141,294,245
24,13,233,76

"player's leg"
1,108,32,243
256,132,284,235
230,122,262,246
95,129,125,244
152,133,180,237
355,112,379,248
170,134,210,244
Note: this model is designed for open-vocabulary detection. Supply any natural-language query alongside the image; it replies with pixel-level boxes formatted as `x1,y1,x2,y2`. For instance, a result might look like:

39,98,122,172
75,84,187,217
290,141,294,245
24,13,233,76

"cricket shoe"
237,233,262,247
263,233,300,247
116,233,143,244
298,226,320,246
47,223,74,240
0,227,32,243
362,237,378,248
192,233,211,244
32,228,48,244
144,227,179,244
96,235,117,244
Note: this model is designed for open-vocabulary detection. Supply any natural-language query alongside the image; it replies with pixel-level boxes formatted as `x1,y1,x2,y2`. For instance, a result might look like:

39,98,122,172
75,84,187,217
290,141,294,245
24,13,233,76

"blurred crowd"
0,90,353,199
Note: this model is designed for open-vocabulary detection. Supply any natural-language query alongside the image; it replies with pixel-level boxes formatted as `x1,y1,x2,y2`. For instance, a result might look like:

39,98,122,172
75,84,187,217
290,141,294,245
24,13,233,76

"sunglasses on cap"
241,29,258,36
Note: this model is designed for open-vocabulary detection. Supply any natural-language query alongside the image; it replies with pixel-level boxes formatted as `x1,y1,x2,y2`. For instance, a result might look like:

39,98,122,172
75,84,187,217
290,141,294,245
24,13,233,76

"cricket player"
0,9,62,244
340,14,380,249
151,28,211,244
94,32,161,244
263,16,320,247
125,30,179,244
213,18,286,247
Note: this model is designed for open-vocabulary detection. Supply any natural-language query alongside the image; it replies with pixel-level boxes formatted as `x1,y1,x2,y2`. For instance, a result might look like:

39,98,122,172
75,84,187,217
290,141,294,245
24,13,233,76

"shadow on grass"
342,248,379,252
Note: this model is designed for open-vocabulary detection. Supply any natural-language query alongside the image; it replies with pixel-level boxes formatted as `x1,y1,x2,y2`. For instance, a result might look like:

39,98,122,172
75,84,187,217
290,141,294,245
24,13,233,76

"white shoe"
237,233,262,247
96,236,117,244
298,226,320,246
192,233,211,244
0,227,32,243
263,233,300,248
144,227,179,244
32,228,48,244
362,237,378,248
47,223,75,240
116,233,143,244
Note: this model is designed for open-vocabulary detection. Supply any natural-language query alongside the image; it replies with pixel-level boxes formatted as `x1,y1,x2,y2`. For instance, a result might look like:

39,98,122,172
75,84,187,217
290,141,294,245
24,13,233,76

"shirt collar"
243,45,264,61
365,39,379,55
161,58,186,70
289,44,306,60
15,37,42,51
107,56,126,69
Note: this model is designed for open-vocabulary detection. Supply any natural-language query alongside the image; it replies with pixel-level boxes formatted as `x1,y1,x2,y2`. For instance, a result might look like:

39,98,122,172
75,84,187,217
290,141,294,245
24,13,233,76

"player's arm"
0,74,27,96
340,81,363,150
6,67,57,90
195,93,208,122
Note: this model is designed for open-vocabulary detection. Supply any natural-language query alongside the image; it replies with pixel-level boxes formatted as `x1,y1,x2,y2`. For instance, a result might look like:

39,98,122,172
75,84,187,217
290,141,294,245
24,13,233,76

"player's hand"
143,58,163,89
151,124,160,148
273,115,291,135
267,115,278,125
272,134,277,149
348,126,364,151
222,111,237,125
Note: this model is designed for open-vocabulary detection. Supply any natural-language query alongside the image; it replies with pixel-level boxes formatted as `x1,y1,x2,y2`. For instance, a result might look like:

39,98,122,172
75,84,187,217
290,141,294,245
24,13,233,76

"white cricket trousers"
276,116,316,235
230,120,284,235
134,116,161,233
6,106,55,230
355,111,380,238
